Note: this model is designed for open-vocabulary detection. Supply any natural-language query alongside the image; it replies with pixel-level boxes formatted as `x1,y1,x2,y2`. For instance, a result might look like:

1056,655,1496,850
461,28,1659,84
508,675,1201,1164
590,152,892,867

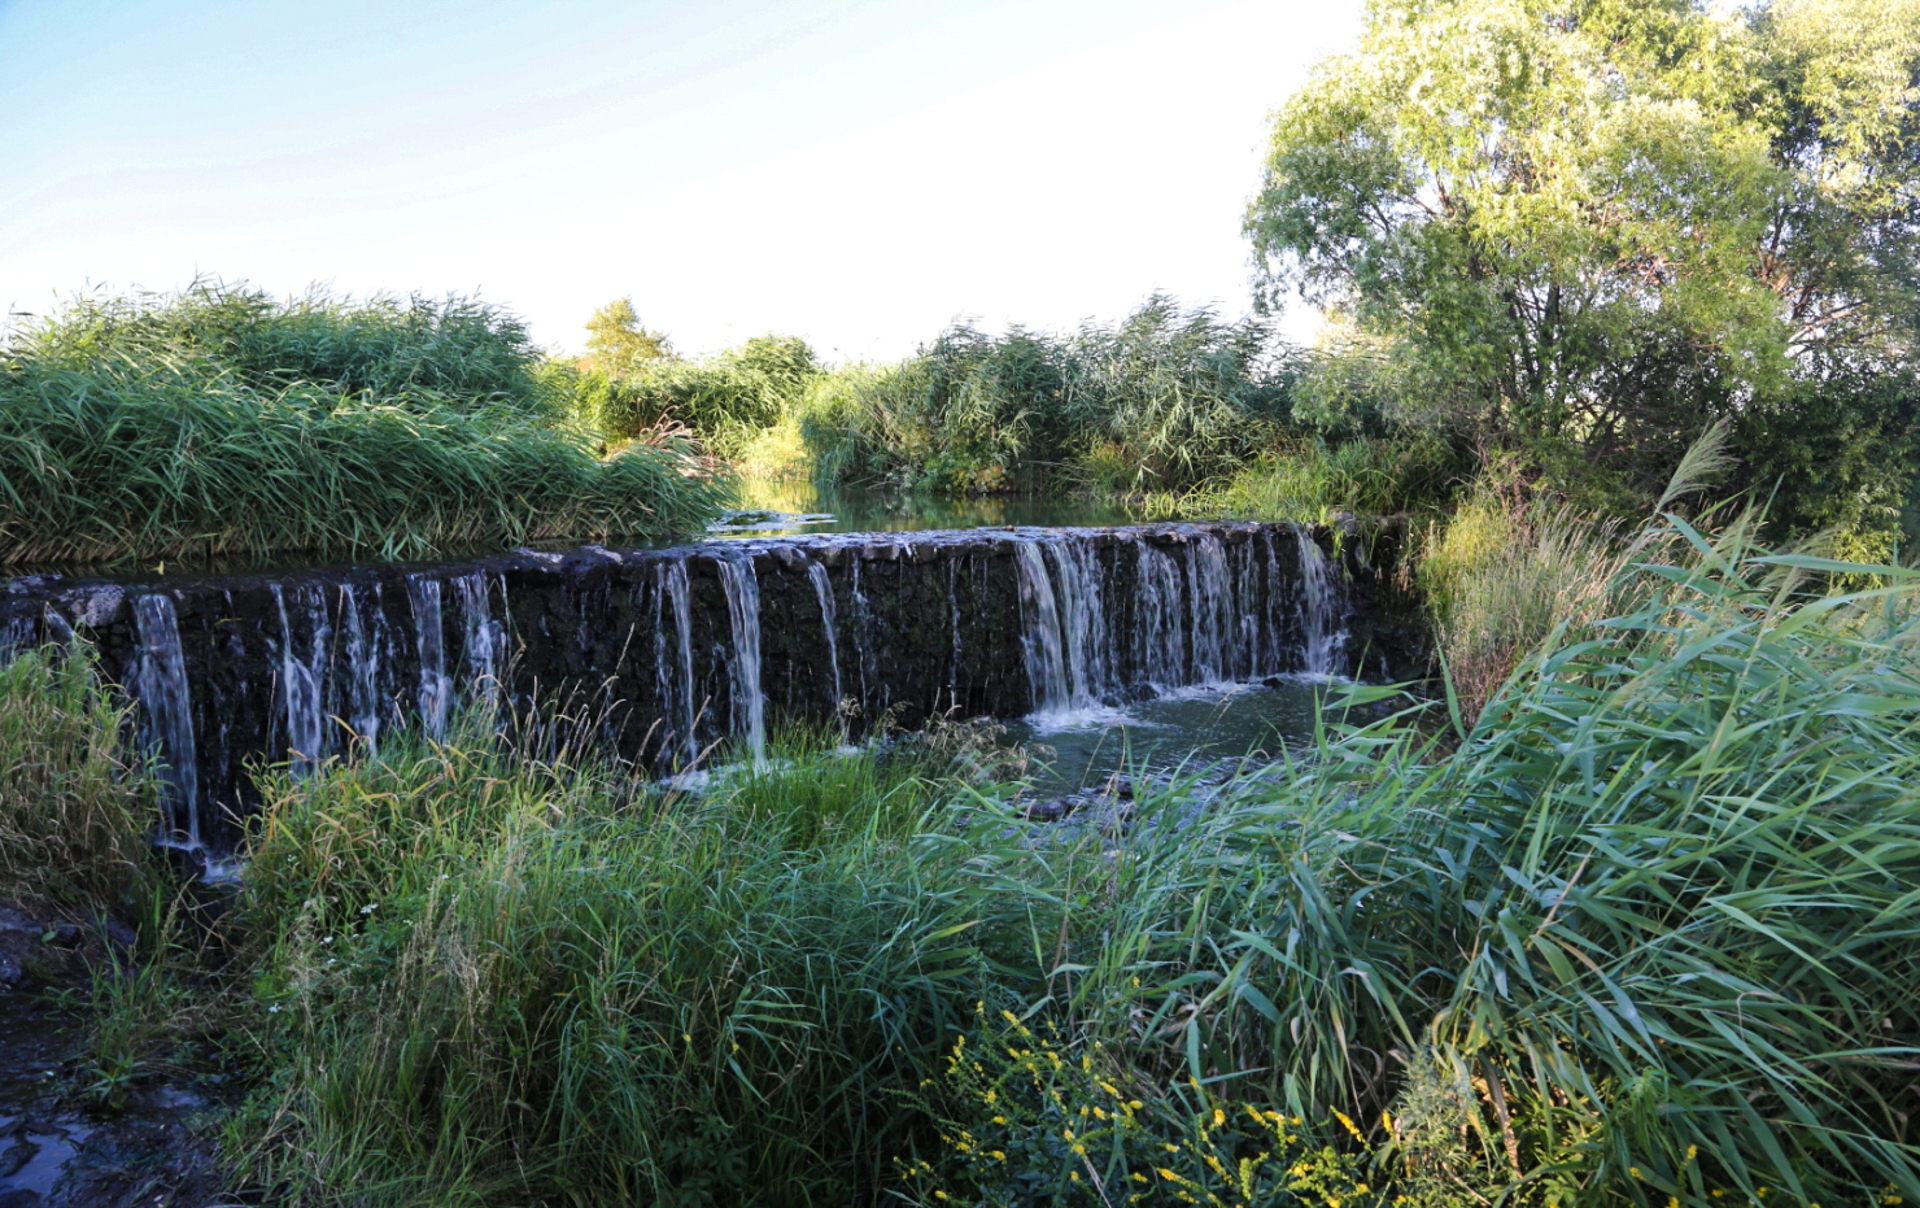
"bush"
797,297,1298,497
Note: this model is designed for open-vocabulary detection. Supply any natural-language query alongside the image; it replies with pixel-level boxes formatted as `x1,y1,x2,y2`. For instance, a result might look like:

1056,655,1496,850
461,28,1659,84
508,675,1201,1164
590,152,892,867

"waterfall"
341,584,386,756
271,582,330,775
1012,540,1071,713
1294,528,1347,678
1183,535,1235,685
10,520,1379,851
1,613,34,662
714,552,767,767
453,571,506,712
131,593,202,849
802,555,844,712
407,575,450,739
1131,541,1187,692
654,559,697,765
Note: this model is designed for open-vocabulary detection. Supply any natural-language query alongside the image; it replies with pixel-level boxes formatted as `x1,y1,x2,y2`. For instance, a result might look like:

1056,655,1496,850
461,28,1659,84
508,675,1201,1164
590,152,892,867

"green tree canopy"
1247,0,1920,536
584,297,674,377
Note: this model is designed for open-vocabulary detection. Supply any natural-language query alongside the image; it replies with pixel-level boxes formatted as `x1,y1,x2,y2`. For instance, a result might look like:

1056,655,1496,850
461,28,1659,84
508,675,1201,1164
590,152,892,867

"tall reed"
0,643,156,914
0,360,729,565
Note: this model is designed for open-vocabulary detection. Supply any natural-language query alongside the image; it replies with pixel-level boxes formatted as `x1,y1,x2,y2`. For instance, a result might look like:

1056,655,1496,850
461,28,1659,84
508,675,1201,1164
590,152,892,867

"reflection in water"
713,477,1178,537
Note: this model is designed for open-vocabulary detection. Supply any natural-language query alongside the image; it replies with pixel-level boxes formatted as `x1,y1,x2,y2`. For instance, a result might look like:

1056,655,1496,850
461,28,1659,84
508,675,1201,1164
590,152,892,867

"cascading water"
453,572,505,712
341,584,387,756
130,593,202,850
1184,535,1234,685
802,555,844,712
407,575,451,739
653,559,698,766
1131,541,1188,692
0,613,34,662
1293,527,1347,678
714,552,767,767
1012,540,1072,713
271,583,331,775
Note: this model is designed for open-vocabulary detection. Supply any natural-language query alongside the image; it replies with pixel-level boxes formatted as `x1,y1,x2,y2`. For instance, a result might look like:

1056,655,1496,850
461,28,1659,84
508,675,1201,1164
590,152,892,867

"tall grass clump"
0,282,731,565
594,334,821,451
1421,433,1739,721
229,727,1026,1207
931,518,1920,1206
0,643,157,915
17,279,560,419
1161,430,1467,525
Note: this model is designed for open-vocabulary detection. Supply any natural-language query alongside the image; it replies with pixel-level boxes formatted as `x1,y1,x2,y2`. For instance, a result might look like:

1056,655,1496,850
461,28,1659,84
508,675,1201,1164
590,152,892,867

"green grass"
0,283,733,566
228,727,1020,1207
10,506,1917,1206
0,644,157,915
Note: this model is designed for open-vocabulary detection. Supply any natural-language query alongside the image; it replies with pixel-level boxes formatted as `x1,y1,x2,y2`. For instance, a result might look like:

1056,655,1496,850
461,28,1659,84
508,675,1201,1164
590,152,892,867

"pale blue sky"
0,1,1358,360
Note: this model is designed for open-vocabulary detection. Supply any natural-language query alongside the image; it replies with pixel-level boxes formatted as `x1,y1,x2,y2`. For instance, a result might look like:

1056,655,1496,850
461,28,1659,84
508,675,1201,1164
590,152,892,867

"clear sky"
0,1,1359,362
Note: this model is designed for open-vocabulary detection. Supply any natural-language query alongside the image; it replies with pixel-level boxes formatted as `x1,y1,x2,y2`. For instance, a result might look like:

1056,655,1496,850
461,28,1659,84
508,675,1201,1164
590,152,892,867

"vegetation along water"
4,0,1920,1204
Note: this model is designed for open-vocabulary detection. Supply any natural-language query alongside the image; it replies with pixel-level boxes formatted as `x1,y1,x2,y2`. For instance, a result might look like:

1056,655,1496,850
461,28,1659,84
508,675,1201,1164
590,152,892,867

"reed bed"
0,283,731,567
0,361,729,566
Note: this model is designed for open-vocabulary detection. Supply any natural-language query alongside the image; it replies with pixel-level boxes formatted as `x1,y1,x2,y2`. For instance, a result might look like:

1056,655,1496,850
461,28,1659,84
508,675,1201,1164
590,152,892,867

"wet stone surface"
0,915,234,1208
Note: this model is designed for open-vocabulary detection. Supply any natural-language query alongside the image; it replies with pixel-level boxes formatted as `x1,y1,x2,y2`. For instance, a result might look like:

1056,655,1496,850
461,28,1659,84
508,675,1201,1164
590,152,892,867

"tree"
1246,0,1920,537
584,297,674,377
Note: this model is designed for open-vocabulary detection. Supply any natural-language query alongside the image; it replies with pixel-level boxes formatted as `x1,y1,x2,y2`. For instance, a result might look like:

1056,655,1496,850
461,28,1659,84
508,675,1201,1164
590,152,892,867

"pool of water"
709,478,1179,537
1005,675,1339,798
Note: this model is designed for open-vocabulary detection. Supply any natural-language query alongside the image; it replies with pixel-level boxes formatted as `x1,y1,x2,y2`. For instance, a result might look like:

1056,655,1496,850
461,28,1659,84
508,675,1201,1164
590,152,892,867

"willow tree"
1247,0,1920,538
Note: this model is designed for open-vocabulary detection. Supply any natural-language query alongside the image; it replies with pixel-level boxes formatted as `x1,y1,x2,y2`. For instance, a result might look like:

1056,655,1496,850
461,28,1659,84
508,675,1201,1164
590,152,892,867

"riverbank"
2,510,1916,1206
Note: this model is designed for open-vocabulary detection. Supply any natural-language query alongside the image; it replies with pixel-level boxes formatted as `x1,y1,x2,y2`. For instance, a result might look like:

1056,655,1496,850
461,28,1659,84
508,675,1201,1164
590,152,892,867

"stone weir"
0,520,1413,855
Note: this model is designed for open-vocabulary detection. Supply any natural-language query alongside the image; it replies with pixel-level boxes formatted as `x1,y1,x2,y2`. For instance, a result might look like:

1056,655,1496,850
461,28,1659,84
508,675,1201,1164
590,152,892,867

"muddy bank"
0,906,235,1208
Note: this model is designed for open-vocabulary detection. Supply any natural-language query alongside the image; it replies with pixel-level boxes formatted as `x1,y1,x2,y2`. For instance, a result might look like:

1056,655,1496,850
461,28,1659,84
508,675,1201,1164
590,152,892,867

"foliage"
0,643,156,914
1246,0,1920,535
606,334,822,446
583,297,674,378
0,283,732,565
12,278,559,420
900,1005,1379,1208
798,296,1297,496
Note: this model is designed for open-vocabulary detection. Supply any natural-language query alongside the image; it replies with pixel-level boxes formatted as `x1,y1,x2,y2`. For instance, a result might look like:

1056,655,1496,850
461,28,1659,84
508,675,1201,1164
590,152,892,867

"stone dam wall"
0,520,1418,853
